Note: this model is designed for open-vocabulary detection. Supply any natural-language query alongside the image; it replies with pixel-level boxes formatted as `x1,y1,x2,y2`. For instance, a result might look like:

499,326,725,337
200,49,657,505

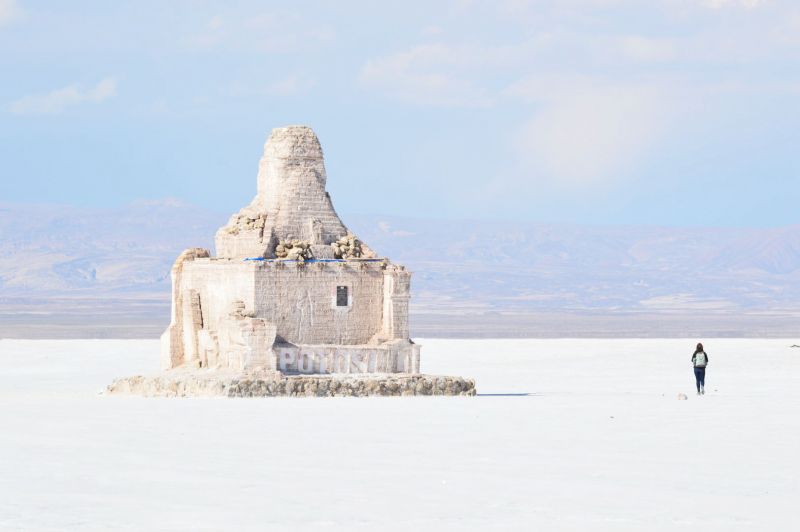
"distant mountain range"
1,201,799,338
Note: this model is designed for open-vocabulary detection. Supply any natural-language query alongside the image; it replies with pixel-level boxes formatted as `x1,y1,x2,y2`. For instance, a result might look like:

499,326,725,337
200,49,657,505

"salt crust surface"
1,338,798,531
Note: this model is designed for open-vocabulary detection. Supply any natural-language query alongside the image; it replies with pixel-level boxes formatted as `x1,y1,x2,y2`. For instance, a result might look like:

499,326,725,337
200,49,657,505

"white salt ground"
0,338,798,531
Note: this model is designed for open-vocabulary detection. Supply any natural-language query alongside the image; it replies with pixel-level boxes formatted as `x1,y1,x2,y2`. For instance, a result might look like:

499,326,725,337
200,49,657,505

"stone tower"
160,126,419,376
215,126,368,260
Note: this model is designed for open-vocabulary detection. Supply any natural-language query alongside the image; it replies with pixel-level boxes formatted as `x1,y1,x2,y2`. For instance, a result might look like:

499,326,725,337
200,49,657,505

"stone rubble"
107,374,477,397
275,239,313,261
331,233,371,259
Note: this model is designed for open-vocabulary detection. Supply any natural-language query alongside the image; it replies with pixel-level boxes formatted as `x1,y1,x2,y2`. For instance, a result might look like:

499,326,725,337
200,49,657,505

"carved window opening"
336,286,349,307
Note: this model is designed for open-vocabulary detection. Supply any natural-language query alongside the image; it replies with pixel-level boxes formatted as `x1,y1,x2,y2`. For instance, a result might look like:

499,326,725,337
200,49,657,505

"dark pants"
694,367,706,392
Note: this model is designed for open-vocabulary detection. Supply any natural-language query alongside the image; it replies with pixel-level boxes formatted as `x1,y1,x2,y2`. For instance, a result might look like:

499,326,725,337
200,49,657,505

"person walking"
692,342,709,395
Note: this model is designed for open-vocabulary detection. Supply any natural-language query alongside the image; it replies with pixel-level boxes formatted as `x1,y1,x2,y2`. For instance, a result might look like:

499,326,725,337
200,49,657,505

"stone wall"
162,257,416,373
179,259,399,346
180,260,256,333
160,248,210,369
253,261,386,345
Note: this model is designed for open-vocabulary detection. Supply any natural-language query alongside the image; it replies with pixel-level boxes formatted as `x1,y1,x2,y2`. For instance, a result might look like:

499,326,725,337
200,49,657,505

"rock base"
106,373,476,397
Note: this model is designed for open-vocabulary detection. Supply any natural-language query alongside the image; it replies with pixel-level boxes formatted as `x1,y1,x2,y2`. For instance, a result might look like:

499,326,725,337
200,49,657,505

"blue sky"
1,0,798,226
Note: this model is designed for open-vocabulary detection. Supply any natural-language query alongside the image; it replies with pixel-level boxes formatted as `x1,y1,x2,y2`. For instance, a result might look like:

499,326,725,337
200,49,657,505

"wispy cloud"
9,78,117,115
378,221,415,237
471,0,767,13
358,37,682,186
508,77,674,187
359,62,492,108
228,75,316,98
619,35,677,62
357,0,800,190
356,33,687,109
264,75,315,96
703,0,765,9
0,0,22,26
187,13,335,53
358,43,526,107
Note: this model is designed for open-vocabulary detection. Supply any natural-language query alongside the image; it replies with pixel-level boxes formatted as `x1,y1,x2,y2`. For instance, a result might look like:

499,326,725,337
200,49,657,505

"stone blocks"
107,373,477,398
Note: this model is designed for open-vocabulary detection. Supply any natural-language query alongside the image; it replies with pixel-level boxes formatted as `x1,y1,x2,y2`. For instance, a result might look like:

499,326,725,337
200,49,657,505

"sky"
0,0,798,227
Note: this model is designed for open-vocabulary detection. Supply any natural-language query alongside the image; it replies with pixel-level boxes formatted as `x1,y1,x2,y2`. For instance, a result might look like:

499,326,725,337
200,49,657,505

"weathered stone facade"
160,126,419,377
109,125,473,397
214,126,375,261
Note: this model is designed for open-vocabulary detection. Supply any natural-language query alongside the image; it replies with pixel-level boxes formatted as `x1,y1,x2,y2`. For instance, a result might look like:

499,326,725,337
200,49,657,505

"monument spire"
215,126,371,259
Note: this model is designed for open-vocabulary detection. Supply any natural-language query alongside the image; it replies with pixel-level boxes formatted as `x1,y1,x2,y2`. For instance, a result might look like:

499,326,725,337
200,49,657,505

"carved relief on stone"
310,219,324,245
216,301,276,371
197,329,219,368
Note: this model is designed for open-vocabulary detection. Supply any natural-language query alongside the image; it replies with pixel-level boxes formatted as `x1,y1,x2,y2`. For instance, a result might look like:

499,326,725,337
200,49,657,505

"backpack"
695,351,707,368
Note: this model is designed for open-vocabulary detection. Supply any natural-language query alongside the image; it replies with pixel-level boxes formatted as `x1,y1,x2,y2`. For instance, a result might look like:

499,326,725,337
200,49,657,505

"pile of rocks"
225,213,266,235
275,240,313,261
331,233,368,259
107,374,477,397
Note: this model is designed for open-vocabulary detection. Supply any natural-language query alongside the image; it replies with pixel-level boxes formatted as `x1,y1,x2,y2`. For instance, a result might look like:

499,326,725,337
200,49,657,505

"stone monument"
108,125,475,397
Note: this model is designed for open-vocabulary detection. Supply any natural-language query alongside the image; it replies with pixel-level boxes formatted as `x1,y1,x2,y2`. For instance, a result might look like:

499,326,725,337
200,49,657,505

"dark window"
336,286,349,307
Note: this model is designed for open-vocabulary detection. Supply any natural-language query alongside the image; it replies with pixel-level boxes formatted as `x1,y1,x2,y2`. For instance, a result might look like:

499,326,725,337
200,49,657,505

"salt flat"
0,338,798,531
